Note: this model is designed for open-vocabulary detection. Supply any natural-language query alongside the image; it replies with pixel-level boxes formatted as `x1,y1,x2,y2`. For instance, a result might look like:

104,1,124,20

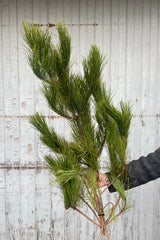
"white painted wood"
0,25,3,117
35,169,51,240
133,0,143,116
103,0,111,90
20,169,36,240
125,0,136,112
5,169,21,240
63,0,72,24
110,0,121,109
71,0,79,25
1,0,160,239
0,169,6,240
118,0,127,102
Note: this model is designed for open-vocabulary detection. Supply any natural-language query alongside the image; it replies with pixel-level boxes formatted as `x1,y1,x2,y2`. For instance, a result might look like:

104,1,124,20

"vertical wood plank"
48,0,57,23
110,0,120,108
20,169,36,240
5,169,21,240
125,0,136,111
155,0,160,116
35,169,51,240
139,3,151,239
152,117,160,240
95,0,103,48
103,0,111,89
71,0,79,24
0,169,6,240
0,1,6,238
148,1,159,115
125,2,138,239
63,0,72,24
117,1,134,235
141,0,151,115
133,0,143,116
51,184,65,240
2,2,21,233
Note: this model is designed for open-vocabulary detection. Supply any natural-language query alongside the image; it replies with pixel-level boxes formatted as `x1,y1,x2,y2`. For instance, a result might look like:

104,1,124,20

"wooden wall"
0,0,160,239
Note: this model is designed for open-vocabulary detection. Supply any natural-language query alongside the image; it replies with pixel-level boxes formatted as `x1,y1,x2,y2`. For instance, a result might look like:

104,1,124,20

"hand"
98,172,110,188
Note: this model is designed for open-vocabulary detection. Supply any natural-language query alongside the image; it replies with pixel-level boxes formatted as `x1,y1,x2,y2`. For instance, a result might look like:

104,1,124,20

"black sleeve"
108,147,160,192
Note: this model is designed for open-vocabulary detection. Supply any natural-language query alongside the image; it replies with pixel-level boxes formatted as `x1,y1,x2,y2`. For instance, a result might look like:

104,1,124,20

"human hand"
98,172,110,188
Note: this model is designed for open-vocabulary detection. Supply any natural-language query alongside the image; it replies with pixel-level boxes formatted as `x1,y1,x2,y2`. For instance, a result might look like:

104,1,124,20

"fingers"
98,173,110,188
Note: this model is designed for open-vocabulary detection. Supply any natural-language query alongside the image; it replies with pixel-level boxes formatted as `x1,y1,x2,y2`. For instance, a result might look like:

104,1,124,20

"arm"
98,147,160,192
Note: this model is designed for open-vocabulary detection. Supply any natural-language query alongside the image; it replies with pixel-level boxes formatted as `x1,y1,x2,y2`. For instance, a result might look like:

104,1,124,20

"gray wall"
0,0,160,239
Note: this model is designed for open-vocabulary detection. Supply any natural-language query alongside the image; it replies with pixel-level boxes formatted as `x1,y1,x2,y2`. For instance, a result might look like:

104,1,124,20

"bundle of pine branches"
22,21,132,239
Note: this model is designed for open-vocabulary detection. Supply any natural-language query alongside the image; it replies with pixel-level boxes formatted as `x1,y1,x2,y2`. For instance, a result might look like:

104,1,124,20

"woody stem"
72,207,101,227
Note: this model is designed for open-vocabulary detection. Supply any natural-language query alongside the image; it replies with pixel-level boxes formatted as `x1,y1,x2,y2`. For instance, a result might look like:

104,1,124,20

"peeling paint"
141,120,145,126
14,137,19,142
21,101,27,109
28,225,36,230
0,115,63,119
28,144,33,155
0,164,48,170
6,121,11,128
1,114,160,120
12,98,16,105
33,22,98,28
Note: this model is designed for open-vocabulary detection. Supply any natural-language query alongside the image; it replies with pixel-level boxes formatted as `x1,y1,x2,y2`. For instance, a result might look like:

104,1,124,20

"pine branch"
103,201,114,210
29,113,69,154
43,84,76,119
22,21,132,239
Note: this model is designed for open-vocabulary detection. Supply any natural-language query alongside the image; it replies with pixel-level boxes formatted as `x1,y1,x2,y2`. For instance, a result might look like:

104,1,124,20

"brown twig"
103,201,115,209
105,227,111,240
72,207,101,227
93,190,108,237
80,197,100,223
106,196,121,225
114,196,121,209
98,232,103,240
112,198,127,220
107,201,127,226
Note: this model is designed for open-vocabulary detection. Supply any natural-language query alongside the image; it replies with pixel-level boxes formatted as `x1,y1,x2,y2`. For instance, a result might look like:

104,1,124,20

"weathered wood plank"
103,0,111,90
133,0,143,116
71,0,79,24
0,169,6,240
35,169,51,240
20,169,36,240
110,0,120,110
5,169,21,240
